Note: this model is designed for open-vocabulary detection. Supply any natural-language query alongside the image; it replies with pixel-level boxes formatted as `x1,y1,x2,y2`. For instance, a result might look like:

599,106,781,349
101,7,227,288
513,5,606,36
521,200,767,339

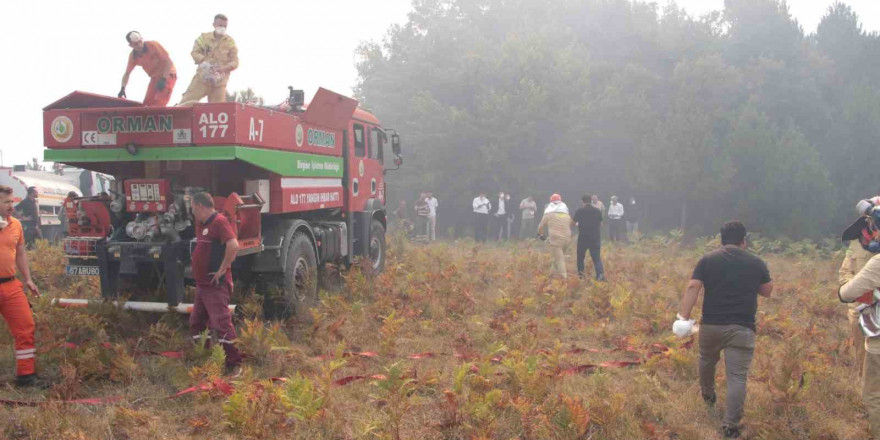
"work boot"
722,426,741,438
225,364,243,379
15,374,51,389
702,391,717,407
596,273,606,282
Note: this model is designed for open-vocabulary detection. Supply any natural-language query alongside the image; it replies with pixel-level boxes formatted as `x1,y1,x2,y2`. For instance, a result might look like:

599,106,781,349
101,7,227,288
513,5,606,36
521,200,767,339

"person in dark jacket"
626,197,641,238
492,192,510,241
675,221,773,438
572,194,605,281
14,187,40,249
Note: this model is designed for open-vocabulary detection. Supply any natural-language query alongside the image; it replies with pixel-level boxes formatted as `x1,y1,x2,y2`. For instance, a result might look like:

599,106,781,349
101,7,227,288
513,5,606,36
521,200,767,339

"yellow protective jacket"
537,212,572,247
191,32,239,84
840,240,873,309
840,240,873,285
839,252,880,353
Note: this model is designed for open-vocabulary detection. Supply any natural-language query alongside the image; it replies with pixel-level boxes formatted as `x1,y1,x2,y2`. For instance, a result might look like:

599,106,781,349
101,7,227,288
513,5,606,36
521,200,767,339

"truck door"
349,123,384,211
368,127,386,206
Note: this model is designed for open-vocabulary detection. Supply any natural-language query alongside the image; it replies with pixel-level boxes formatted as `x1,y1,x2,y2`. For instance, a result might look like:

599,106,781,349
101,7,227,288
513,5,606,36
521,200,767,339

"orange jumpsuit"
0,217,36,376
125,41,177,106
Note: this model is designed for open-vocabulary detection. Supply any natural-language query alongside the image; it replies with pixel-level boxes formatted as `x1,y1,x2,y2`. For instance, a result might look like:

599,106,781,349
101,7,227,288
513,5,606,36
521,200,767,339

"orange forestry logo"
51,116,74,143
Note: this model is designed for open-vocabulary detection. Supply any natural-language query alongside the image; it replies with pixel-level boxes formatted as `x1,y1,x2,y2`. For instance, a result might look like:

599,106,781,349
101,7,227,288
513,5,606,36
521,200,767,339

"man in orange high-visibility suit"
119,31,177,106
179,14,239,105
0,185,41,387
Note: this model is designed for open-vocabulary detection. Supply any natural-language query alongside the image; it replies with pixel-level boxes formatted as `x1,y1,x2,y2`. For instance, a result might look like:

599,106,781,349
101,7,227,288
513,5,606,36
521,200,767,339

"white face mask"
214,26,227,36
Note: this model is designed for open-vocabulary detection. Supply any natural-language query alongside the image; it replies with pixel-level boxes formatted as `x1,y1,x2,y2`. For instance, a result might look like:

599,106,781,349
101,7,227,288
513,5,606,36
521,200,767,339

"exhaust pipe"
52,299,236,314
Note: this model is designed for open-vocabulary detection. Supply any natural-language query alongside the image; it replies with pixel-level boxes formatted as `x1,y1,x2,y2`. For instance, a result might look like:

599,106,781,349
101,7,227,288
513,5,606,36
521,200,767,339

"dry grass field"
0,234,866,439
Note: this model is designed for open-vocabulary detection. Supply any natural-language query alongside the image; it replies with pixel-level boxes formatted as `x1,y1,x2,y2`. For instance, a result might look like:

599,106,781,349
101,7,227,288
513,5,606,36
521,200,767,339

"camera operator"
839,197,880,438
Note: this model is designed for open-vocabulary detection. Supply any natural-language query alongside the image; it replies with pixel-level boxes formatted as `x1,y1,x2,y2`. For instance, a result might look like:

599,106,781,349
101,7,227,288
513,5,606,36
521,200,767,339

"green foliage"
356,0,880,238
370,362,418,440
236,318,291,364
283,373,326,421
222,380,285,438
378,310,405,356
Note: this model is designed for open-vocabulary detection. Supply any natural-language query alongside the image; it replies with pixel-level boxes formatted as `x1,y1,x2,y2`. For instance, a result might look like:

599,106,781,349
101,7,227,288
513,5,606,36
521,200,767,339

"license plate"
66,265,99,276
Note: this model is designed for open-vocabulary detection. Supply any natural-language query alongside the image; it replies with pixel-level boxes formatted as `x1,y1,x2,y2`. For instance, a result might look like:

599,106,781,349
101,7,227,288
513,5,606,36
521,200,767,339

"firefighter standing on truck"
118,31,177,107
189,192,242,375
180,14,238,105
0,185,42,387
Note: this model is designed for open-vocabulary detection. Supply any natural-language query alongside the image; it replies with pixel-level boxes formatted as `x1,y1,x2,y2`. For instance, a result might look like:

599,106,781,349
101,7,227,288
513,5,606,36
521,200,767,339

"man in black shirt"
14,188,40,249
675,221,773,438
572,194,605,281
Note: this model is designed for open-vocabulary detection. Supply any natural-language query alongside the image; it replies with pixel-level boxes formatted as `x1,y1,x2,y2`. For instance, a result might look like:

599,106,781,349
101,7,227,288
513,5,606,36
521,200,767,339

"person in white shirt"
607,196,625,242
519,196,537,239
505,193,514,240
472,192,491,243
425,192,439,241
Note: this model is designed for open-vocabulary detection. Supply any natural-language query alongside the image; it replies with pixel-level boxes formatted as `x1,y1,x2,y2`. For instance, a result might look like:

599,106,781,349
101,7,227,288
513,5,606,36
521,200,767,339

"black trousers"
492,215,508,241
474,213,489,242
609,219,625,242
576,238,604,279
23,225,39,249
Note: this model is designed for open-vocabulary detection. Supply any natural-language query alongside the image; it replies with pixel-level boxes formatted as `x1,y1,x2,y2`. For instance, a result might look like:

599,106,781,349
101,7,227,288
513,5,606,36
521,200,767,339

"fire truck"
43,88,401,318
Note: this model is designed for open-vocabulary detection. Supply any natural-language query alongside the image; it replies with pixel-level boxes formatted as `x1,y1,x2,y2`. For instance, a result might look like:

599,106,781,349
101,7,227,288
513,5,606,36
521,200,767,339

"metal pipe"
52,299,236,314
236,203,263,210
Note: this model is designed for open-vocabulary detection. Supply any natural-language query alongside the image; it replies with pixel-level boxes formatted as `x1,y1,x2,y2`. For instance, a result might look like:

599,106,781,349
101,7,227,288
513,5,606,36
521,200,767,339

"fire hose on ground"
51,298,235,314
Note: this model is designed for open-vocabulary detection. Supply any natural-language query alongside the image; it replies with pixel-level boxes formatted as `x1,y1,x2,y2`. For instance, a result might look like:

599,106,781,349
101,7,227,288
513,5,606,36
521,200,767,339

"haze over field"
355,0,880,238
4,0,880,237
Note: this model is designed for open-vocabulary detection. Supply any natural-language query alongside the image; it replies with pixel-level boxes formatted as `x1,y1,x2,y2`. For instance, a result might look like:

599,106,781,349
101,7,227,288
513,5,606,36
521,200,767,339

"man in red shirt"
0,185,41,386
119,31,177,106
189,192,241,373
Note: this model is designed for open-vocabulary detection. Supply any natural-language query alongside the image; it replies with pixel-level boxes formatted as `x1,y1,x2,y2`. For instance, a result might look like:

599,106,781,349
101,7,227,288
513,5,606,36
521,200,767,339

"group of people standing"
533,194,605,281
394,193,439,241
586,195,641,242
473,192,641,243
471,192,520,242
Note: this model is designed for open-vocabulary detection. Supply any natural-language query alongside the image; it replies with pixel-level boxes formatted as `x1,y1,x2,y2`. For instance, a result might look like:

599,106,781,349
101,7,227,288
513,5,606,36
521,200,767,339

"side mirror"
384,131,403,172
391,134,401,156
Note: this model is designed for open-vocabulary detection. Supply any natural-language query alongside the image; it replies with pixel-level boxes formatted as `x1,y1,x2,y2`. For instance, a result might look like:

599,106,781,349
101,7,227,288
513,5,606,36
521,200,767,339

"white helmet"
857,197,880,217
858,199,875,217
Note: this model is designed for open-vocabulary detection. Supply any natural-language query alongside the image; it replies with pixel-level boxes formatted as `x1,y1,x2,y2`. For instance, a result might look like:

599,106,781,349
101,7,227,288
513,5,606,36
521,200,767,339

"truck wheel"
282,232,318,321
368,220,386,275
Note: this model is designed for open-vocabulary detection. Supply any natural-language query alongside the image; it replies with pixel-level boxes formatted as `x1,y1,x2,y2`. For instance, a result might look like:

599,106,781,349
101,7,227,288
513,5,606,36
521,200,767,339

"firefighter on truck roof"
119,31,177,107
0,185,42,387
180,14,239,105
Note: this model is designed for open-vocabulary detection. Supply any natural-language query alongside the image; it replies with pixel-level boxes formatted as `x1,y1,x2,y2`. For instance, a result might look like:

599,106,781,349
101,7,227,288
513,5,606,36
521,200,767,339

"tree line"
354,0,880,239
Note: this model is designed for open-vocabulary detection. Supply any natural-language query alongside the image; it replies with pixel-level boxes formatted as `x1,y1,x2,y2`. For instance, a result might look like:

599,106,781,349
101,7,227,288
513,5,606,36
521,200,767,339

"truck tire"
282,232,318,321
368,220,386,275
